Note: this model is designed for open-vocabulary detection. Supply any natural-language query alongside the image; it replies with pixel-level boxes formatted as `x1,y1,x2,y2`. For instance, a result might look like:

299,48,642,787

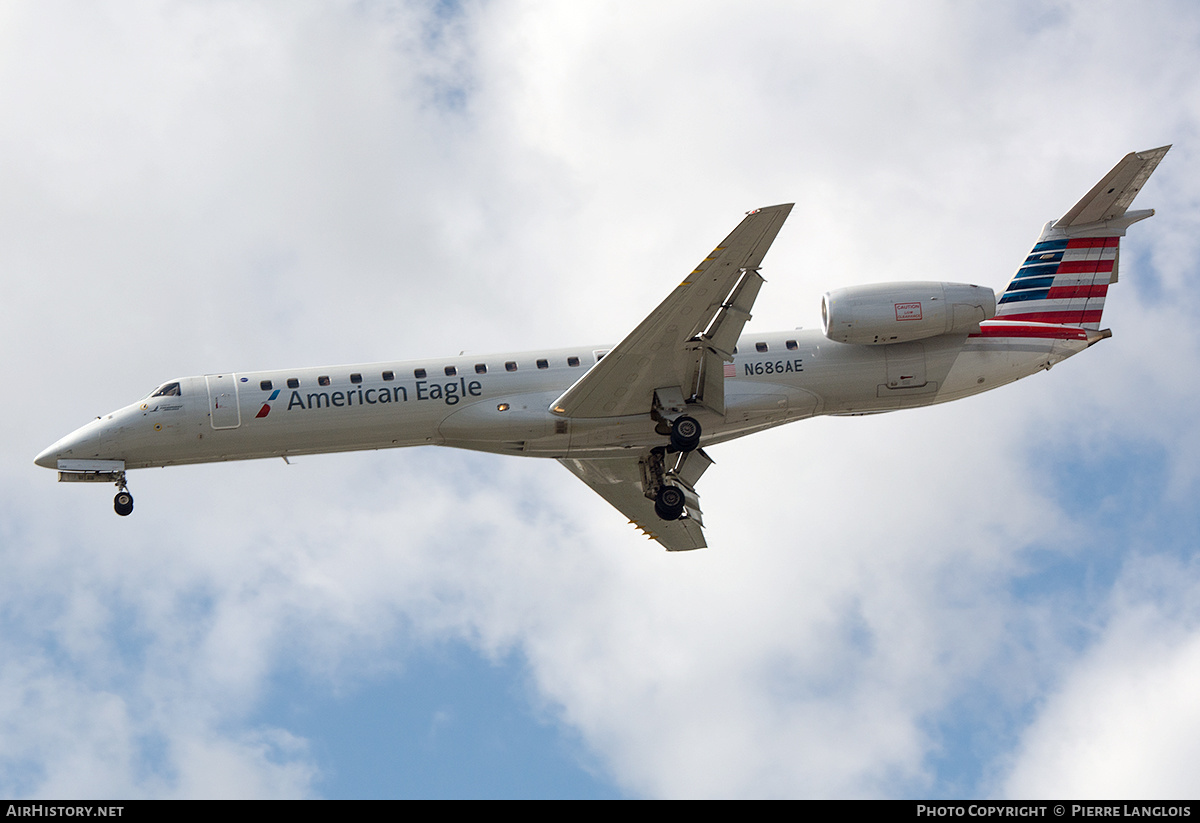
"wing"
559,449,714,552
1057,145,1170,227
550,203,794,419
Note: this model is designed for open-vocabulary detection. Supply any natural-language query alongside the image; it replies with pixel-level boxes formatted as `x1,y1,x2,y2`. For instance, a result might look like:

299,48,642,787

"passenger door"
205,374,241,429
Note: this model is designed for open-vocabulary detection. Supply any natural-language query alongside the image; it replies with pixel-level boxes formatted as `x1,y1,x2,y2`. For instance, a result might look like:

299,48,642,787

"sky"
2,0,1200,799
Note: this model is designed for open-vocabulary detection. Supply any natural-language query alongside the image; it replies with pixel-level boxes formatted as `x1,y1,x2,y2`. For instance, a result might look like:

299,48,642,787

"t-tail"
995,145,1170,329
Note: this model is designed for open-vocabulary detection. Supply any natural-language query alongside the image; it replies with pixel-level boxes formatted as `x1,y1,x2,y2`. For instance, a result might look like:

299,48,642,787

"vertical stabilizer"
995,146,1169,328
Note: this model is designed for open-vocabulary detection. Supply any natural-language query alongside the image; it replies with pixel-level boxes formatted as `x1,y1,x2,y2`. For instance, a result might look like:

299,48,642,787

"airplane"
35,146,1170,551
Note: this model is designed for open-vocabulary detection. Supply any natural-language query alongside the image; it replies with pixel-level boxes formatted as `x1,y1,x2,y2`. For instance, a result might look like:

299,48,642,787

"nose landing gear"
113,474,133,517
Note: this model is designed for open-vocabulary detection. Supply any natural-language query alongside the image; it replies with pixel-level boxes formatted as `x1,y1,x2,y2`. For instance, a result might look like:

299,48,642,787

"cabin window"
536,359,549,370
505,361,518,372
414,368,427,379
756,342,768,353
151,382,181,397
350,373,362,384
567,356,580,367
733,346,738,354
382,371,395,381
287,378,299,389
475,363,487,374
318,376,331,387
595,350,608,361
786,340,798,351
260,380,273,391
445,365,457,377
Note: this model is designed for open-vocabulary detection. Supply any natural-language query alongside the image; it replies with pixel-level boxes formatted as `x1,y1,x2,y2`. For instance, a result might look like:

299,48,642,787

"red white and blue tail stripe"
995,234,1118,328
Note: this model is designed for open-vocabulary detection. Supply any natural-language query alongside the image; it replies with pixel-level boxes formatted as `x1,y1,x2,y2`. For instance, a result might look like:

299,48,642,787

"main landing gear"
113,473,133,517
643,411,710,523
669,415,701,453
654,484,686,521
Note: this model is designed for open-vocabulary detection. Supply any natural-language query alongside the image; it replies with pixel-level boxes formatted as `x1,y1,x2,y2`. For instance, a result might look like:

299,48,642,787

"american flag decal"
724,363,736,378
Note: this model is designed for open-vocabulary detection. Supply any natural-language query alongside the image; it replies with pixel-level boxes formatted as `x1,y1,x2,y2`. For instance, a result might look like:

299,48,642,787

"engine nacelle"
821,282,996,345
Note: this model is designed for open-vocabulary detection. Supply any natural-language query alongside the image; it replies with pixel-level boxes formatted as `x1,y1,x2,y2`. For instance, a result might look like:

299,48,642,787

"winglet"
1056,145,1170,227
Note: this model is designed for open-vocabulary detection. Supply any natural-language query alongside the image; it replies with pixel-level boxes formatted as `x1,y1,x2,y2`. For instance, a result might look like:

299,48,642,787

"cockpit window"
151,382,181,398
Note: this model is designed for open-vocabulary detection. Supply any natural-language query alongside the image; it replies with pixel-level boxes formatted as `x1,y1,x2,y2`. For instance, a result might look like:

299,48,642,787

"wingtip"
1129,145,1171,164
746,203,795,216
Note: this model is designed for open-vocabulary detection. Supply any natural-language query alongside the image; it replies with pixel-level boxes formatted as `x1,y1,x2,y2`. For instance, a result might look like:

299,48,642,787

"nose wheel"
113,474,133,516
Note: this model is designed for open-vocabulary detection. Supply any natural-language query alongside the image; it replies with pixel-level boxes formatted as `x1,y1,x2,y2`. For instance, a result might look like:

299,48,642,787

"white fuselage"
34,150,1161,545
34,321,1094,472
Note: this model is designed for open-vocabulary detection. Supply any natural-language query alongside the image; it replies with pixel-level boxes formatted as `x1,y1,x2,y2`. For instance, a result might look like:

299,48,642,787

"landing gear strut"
113,473,133,517
646,391,709,522
641,445,713,523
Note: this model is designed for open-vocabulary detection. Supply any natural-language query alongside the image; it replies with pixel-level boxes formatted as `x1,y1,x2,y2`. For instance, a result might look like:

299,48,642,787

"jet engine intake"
821,282,996,345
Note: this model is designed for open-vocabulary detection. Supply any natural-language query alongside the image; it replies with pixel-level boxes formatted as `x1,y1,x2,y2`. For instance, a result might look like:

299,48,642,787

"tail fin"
995,145,1170,328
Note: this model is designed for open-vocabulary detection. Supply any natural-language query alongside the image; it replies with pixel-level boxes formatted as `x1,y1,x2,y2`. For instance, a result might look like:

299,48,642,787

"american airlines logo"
255,389,280,418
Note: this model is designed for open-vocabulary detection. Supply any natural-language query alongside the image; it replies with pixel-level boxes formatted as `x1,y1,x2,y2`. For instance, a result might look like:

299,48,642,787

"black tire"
654,485,685,521
114,491,134,517
669,415,702,452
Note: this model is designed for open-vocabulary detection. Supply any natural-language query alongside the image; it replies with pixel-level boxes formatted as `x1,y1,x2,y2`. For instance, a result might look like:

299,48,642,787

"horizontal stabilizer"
1057,145,1170,227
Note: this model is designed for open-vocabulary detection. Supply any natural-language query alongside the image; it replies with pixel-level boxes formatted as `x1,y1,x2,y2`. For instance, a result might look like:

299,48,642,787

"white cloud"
0,651,318,798
1002,557,1200,799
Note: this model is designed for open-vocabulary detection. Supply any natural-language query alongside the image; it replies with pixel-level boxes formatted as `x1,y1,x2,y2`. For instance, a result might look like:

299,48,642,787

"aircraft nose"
34,421,103,469
34,444,58,469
